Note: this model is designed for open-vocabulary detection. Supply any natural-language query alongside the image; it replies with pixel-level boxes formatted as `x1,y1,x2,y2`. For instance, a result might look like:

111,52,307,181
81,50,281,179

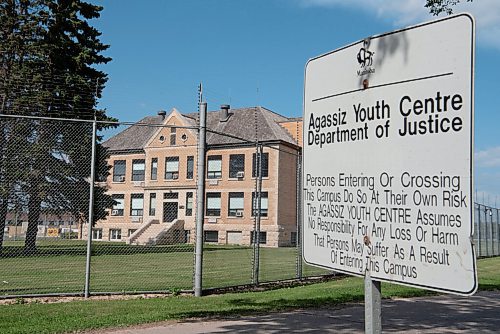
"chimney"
220,104,230,122
158,110,166,120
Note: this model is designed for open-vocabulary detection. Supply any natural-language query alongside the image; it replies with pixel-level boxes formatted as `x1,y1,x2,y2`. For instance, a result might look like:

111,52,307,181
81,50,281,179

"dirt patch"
0,293,180,305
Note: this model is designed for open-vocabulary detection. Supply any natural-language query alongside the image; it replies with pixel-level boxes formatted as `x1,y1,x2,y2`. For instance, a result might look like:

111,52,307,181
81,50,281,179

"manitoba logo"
357,48,374,67
356,41,375,76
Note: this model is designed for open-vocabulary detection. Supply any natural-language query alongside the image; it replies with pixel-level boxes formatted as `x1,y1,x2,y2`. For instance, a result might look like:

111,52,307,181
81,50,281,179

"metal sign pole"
365,274,382,334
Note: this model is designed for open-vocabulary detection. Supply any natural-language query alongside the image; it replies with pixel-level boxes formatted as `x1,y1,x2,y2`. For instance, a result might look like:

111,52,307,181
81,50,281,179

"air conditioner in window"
131,216,141,222
209,179,218,186
111,209,118,216
236,171,244,179
208,218,217,223
133,181,144,187
119,176,125,182
236,211,243,217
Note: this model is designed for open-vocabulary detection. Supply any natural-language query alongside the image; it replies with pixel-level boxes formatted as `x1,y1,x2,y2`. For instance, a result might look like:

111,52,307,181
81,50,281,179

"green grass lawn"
0,257,498,334
0,241,328,295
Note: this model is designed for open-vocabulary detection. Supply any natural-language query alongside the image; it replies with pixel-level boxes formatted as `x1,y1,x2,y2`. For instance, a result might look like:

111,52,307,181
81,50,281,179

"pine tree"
0,0,114,254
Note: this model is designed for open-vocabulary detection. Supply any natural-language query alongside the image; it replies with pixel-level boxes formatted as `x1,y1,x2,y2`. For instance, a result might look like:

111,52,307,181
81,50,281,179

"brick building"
91,106,303,247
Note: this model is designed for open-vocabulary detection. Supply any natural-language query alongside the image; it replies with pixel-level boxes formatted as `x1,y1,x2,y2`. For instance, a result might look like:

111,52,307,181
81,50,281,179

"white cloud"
475,147,500,205
299,0,500,50
475,146,500,168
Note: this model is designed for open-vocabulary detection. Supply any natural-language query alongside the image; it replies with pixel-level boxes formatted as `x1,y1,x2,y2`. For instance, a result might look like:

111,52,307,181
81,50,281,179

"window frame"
228,192,244,217
252,152,269,178
132,159,145,181
252,192,268,217
204,231,219,243
109,229,122,240
186,192,193,216
111,194,125,216
186,156,194,179
149,193,156,216
165,156,180,180
170,127,176,145
207,155,222,179
112,160,126,182
92,228,103,240
206,192,221,217
150,158,158,180
229,154,245,178
251,231,267,245
130,193,144,216
291,232,297,246
164,192,179,200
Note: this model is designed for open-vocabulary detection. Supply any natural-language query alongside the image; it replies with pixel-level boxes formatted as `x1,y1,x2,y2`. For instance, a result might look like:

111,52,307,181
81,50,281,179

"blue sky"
92,0,500,205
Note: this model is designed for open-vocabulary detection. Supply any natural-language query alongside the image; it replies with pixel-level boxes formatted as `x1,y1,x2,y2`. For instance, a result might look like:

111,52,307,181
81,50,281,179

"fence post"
490,207,494,256
194,102,207,297
485,206,489,257
84,116,97,298
497,208,499,256
296,152,303,279
477,204,482,257
252,143,263,285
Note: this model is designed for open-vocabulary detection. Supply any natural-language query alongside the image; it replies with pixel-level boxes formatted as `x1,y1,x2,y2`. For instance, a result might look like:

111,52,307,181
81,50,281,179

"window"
109,229,122,240
186,192,193,216
170,127,176,145
149,193,156,216
206,192,221,216
113,160,126,182
164,192,178,199
252,192,268,217
130,194,144,216
229,154,245,178
151,158,158,180
165,156,179,180
92,228,102,240
291,232,297,246
111,194,124,216
252,152,269,178
251,231,267,245
207,155,222,179
128,229,137,237
132,159,145,181
228,192,244,217
186,156,194,179
204,231,218,243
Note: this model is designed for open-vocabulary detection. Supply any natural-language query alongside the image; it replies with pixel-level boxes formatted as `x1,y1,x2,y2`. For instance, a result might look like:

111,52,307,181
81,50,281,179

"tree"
0,0,115,254
425,0,473,16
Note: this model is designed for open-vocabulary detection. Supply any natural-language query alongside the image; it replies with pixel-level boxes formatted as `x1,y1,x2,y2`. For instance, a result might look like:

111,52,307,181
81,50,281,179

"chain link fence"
475,203,500,257
0,116,93,296
1,113,496,298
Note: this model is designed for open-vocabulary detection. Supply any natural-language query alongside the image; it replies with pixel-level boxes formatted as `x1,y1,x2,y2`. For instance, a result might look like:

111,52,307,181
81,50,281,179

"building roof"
204,107,297,146
103,114,168,152
104,106,300,152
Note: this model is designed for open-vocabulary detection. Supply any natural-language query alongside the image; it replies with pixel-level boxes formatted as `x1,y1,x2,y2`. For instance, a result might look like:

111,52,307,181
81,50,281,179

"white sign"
303,14,476,295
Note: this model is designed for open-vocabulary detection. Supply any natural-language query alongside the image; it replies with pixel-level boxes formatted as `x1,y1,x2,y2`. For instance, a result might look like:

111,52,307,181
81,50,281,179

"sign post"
303,14,476,332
